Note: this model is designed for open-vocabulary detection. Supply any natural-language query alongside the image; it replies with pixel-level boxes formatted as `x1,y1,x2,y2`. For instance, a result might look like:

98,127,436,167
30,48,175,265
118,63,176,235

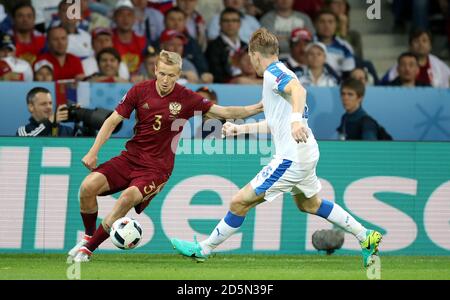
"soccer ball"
110,217,142,250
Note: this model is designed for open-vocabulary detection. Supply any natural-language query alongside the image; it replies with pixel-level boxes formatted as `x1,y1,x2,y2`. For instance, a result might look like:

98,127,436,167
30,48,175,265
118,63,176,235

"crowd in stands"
0,0,448,88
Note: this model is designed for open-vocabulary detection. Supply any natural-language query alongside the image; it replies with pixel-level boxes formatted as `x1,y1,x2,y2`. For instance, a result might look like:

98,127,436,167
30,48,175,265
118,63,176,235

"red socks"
85,224,110,252
80,212,98,236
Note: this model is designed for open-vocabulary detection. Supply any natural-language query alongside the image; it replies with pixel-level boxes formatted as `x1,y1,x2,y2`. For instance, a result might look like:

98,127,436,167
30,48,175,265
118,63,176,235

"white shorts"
250,157,322,202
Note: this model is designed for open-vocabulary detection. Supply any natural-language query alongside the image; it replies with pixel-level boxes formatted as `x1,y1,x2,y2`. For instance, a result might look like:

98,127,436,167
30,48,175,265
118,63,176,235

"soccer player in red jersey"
69,50,263,262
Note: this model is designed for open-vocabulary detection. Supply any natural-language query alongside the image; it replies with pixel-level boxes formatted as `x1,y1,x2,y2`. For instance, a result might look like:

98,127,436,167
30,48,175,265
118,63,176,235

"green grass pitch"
0,253,449,280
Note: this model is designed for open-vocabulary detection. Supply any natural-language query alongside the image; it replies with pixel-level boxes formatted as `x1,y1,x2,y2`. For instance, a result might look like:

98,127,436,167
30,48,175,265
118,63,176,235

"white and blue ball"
110,217,142,250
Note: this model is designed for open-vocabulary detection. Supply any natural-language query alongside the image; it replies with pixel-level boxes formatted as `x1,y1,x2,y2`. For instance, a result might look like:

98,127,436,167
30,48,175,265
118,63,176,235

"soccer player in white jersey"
171,28,382,268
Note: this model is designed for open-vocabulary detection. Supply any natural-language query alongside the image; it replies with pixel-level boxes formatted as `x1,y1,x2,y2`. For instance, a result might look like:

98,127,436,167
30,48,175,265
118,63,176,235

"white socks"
200,211,245,256
317,199,368,243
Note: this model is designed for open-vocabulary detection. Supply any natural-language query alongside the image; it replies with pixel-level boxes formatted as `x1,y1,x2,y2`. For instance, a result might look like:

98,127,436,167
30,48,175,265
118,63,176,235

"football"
110,217,143,250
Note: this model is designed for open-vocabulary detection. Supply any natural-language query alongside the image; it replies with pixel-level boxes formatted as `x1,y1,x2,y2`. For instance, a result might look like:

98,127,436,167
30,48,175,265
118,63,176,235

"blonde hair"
157,50,183,69
249,28,279,57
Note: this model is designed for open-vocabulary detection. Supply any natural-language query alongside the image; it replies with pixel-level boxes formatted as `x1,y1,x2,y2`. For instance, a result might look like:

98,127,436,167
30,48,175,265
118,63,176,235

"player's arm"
204,101,263,120
82,111,124,170
222,120,270,137
284,79,309,143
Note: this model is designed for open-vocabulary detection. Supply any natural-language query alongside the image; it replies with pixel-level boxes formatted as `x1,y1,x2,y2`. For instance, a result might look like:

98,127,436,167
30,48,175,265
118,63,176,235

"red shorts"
93,154,170,214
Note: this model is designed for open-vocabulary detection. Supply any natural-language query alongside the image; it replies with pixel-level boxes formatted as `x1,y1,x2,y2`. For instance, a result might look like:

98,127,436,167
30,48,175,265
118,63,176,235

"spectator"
33,59,54,82
281,27,339,80
87,47,128,82
293,0,324,20
300,41,339,87
350,67,369,86
79,0,112,32
229,47,263,84
260,0,316,55
197,86,218,105
195,86,224,139
34,26,85,81
53,0,94,59
133,45,158,83
206,8,247,83
336,79,378,141
243,0,265,19
314,9,355,78
31,0,60,31
82,27,130,80
177,0,208,51
382,29,450,88
112,0,147,74
48,0,111,33
16,87,73,137
9,2,46,65
0,3,9,33
196,0,224,24
207,0,260,43
325,0,363,59
0,33,33,81
280,27,312,77
386,52,431,87
159,28,200,84
131,0,165,46
147,0,175,14
164,7,210,77
0,3,6,22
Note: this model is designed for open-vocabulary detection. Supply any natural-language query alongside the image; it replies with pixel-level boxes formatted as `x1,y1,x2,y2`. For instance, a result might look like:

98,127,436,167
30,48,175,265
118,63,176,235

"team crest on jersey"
169,102,182,116
260,166,273,179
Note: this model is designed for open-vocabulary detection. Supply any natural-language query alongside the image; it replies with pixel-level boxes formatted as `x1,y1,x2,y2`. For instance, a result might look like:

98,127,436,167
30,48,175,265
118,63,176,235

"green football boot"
171,236,208,262
360,230,383,268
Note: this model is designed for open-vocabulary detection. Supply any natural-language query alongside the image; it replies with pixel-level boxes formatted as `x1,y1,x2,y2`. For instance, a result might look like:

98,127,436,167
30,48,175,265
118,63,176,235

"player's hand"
82,152,98,171
291,121,309,143
222,122,241,137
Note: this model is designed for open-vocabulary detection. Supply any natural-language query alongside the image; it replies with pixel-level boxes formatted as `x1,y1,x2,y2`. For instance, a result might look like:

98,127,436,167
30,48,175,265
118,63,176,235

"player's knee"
296,201,308,212
230,194,250,214
297,199,320,214
119,191,141,208
80,178,99,198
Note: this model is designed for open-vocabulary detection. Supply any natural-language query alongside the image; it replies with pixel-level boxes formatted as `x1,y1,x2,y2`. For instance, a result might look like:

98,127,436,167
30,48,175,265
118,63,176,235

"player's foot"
73,247,92,263
171,236,208,262
360,230,382,268
68,234,91,257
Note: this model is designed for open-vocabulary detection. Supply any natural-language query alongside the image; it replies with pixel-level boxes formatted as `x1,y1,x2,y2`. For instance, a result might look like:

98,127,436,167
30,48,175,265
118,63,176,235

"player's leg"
68,172,110,257
171,183,265,260
199,183,266,256
75,186,143,262
292,191,382,267
293,192,369,240
79,172,110,231
171,158,293,260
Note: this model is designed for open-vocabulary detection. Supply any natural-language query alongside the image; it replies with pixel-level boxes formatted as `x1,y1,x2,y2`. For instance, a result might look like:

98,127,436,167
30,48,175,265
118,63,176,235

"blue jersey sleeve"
267,64,293,93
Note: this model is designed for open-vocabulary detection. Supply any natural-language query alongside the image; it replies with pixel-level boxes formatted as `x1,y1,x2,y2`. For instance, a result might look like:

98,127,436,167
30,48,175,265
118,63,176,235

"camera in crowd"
63,104,122,136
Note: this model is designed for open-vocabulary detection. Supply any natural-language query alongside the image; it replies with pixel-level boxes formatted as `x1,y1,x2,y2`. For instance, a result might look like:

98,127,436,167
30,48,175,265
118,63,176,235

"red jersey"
35,52,85,80
417,57,432,86
113,31,147,74
115,80,213,173
14,30,46,65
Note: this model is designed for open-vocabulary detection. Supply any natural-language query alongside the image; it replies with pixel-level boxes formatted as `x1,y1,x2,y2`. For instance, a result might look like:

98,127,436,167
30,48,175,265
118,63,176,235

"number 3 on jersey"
153,115,162,131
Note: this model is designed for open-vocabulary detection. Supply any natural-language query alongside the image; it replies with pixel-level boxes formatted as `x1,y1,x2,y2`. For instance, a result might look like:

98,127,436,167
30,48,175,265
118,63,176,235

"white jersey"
262,61,319,164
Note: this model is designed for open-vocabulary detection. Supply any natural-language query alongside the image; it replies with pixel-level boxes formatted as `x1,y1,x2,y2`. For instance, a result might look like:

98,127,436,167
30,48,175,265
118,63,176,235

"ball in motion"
110,217,143,250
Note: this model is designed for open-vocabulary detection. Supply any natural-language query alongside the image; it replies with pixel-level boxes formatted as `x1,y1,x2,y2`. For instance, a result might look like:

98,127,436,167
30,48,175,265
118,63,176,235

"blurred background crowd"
0,0,448,88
